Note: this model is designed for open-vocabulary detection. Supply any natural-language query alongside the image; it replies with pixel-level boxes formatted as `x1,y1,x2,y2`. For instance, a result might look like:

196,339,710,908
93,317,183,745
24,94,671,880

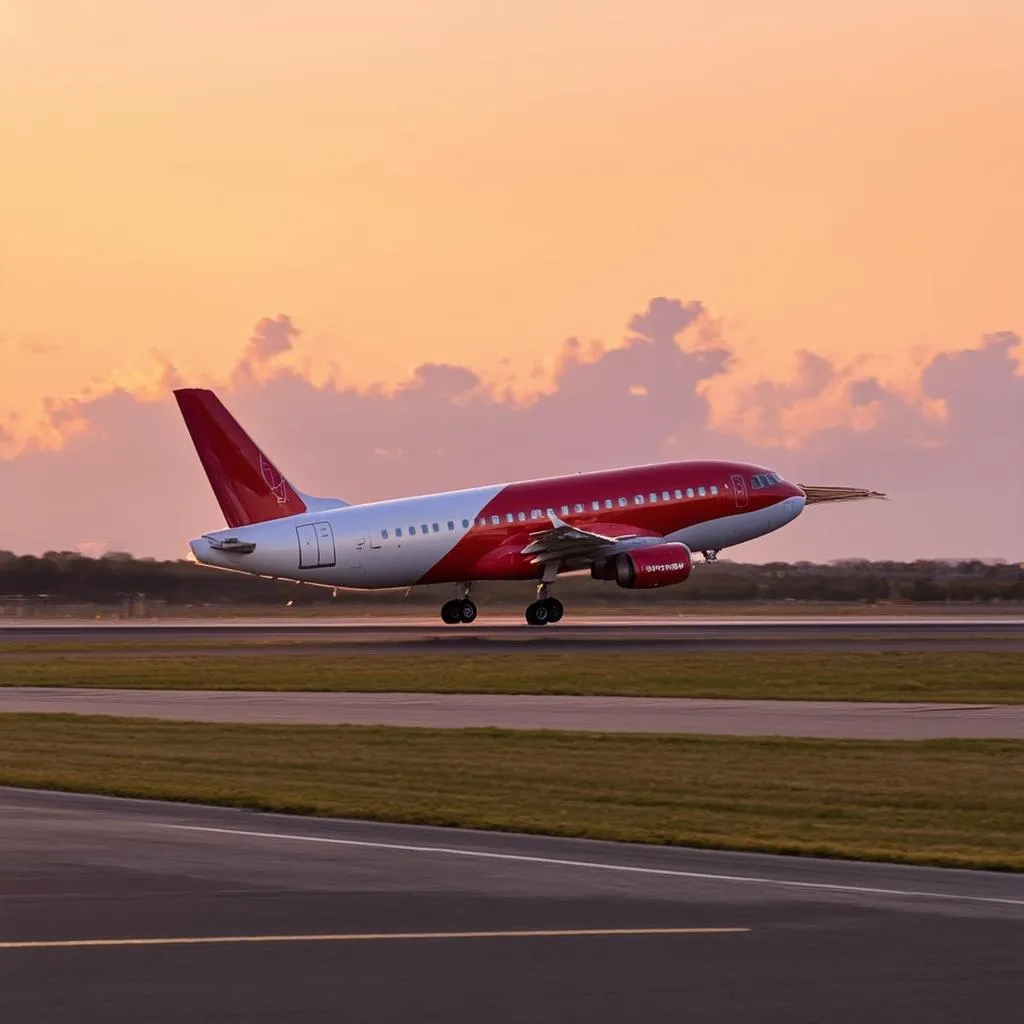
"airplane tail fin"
174,388,347,528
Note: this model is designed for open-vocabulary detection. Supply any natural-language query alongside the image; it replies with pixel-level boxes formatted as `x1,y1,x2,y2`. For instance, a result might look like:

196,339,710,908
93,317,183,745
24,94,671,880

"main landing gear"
525,582,563,627
440,583,477,624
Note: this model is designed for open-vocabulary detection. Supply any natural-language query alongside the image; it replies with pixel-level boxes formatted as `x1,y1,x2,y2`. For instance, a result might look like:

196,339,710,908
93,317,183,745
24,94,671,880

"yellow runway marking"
0,927,748,950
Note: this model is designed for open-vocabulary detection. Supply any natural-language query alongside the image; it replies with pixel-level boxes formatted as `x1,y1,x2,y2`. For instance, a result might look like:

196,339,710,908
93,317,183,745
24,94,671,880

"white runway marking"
158,824,1024,908
0,926,746,951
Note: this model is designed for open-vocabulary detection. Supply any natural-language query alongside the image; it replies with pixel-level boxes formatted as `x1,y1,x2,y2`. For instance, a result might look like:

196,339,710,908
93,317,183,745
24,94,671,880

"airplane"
175,388,886,626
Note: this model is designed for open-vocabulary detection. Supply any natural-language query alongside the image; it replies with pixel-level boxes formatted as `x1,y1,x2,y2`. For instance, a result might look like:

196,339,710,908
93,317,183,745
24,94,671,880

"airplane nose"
783,480,806,501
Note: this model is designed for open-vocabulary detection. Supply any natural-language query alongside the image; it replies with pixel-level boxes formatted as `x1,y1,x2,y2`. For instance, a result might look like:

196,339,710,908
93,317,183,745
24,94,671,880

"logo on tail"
259,453,289,506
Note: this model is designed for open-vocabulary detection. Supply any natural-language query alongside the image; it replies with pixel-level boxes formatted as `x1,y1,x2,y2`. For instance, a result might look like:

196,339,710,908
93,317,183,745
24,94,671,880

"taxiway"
0,787,1020,1024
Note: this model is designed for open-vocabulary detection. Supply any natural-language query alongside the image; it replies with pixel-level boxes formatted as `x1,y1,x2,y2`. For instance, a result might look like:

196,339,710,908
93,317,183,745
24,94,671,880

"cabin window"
487,515,498,526
408,525,416,535
447,521,455,531
634,495,644,504
477,517,486,527
396,527,403,538
673,489,682,499
560,505,570,515
381,529,389,540
432,522,440,532
698,487,706,497
710,485,719,496
618,497,627,507
461,519,469,529
574,503,584,513
603,498,611,508
517,511,526,522
649,493,658,503
531,509,542,520
686,488,694,498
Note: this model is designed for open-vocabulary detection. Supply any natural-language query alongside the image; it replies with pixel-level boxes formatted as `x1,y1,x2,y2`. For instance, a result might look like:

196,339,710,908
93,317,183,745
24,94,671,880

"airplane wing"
520,513,641,566
800,485,888,505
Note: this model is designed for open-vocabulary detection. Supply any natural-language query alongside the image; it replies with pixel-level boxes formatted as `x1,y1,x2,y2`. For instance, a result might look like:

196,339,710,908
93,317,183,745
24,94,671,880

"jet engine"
592,542,693,589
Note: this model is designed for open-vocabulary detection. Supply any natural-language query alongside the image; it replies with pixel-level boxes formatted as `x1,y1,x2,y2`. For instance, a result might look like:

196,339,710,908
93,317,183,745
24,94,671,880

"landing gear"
702,549,720,563
440,590,477,625
524,581,563,626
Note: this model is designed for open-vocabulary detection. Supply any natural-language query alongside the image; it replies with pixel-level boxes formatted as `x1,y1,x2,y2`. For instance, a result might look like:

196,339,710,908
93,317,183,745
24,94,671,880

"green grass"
2,714,1022,870
1,651,1023,703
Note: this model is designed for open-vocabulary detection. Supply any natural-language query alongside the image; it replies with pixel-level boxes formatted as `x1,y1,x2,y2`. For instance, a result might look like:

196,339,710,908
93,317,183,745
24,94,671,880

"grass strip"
1,652,1022,703
1,714,1022,871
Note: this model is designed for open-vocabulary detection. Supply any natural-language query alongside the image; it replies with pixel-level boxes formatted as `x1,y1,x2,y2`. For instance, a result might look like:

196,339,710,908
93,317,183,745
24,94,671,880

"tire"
545,598,564,623
525,601,549,626
458,599,478,623
440,600,460,624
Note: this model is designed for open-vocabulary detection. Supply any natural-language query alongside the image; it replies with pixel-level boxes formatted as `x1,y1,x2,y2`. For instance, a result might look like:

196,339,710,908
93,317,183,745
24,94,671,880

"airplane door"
314,522,336,567
731,474,749,509
297,522,336,569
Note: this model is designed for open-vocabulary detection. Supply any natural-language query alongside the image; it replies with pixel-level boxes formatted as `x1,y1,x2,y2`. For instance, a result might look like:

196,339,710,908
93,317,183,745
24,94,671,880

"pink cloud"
0,301,1019,563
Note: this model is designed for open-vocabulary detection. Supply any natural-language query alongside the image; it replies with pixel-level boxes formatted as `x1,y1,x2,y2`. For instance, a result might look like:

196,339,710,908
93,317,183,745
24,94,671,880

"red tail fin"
174,389,308,527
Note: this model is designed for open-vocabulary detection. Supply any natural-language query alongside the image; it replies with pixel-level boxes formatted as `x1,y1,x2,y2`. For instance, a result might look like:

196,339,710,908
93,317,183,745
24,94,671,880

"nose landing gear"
524,581,563,626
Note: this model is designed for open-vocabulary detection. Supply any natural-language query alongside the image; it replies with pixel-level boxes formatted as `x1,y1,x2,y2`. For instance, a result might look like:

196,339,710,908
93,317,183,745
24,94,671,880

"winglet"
174,389,345,528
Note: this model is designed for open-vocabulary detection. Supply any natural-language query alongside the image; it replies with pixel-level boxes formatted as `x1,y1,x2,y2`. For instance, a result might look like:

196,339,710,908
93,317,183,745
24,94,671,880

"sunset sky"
2,1,1022,561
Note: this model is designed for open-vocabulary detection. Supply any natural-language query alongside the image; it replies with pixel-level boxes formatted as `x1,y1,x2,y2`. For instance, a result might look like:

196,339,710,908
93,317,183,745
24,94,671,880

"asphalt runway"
3,615,1024,653
1,788,1020,1024
3,687,1023,738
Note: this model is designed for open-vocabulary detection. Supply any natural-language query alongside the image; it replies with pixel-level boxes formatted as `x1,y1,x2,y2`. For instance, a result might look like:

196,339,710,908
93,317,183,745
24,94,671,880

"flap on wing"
521,513,641,564
800,485,888,505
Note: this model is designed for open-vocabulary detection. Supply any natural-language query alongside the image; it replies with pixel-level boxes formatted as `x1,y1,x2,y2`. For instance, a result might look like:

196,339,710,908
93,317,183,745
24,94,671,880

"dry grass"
2,714,1022,871
1,651,1022,703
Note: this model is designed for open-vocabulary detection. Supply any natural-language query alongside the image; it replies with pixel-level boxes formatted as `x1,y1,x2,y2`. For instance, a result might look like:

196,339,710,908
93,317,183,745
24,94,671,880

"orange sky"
3,0,1023,446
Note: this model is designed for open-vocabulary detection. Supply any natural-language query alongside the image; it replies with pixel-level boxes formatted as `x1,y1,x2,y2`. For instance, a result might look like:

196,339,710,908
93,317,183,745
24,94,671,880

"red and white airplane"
175,389,885,625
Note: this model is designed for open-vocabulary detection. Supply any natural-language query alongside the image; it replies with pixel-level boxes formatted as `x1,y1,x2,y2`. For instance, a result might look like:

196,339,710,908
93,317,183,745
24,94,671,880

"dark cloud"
0,303,1020,563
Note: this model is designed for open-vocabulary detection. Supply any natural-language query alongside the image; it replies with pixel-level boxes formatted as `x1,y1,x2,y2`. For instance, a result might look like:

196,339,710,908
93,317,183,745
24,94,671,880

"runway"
3,686,1023,738
0,788,1020,1024
3,615,1023,653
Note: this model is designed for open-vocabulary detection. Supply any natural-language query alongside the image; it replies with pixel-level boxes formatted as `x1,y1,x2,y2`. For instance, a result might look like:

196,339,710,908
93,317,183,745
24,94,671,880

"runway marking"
0,927,747,951
159,824,1024,909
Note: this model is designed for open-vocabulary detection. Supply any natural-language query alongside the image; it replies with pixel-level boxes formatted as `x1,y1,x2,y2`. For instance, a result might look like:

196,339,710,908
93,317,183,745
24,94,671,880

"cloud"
0,303,1020,563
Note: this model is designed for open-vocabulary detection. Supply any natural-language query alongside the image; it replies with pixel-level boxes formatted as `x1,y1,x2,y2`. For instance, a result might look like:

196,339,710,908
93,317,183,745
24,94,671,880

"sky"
1,1,1022,561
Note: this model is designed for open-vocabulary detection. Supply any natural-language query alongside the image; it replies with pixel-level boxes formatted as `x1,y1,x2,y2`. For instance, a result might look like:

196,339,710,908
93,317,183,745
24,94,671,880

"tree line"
1,550,1022,609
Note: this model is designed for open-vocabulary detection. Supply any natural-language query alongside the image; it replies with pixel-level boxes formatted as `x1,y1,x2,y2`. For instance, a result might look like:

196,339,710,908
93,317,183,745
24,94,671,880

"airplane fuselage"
191,459,806,589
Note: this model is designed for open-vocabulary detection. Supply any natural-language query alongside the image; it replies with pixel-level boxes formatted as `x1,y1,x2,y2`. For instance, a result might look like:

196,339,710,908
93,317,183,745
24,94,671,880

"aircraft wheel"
440,600,461,624
525,601,550,626
457,599,478,623
544,598,564,623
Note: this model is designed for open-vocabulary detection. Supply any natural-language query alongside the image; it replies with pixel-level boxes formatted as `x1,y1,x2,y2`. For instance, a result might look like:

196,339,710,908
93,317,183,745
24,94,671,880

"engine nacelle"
607,542,693,589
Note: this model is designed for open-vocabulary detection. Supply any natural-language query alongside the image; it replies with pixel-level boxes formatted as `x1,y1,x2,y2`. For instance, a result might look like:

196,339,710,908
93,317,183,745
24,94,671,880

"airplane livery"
176,389,885,625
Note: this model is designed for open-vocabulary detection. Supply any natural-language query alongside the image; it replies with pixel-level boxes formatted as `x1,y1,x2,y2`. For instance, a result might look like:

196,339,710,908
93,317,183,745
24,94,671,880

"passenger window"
490,515,500,526
649,493,657,503
687,488,694,498
421,524,429,533
673,489,682,499
560,505,570,515
618,497,627,506
506,513,514,523
662,491,671,501
462,519,470,529
395,528,402,538
381,529,388,539
409,525,416,535
447,521,455,531
710,486,718,496
574,503,584,513
432,522,440,532
605,499,613,508
477,517,486,527
518,511,526,522
634,495,644,504
591,500,600,511
698,487,706,497
531,509,541,519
